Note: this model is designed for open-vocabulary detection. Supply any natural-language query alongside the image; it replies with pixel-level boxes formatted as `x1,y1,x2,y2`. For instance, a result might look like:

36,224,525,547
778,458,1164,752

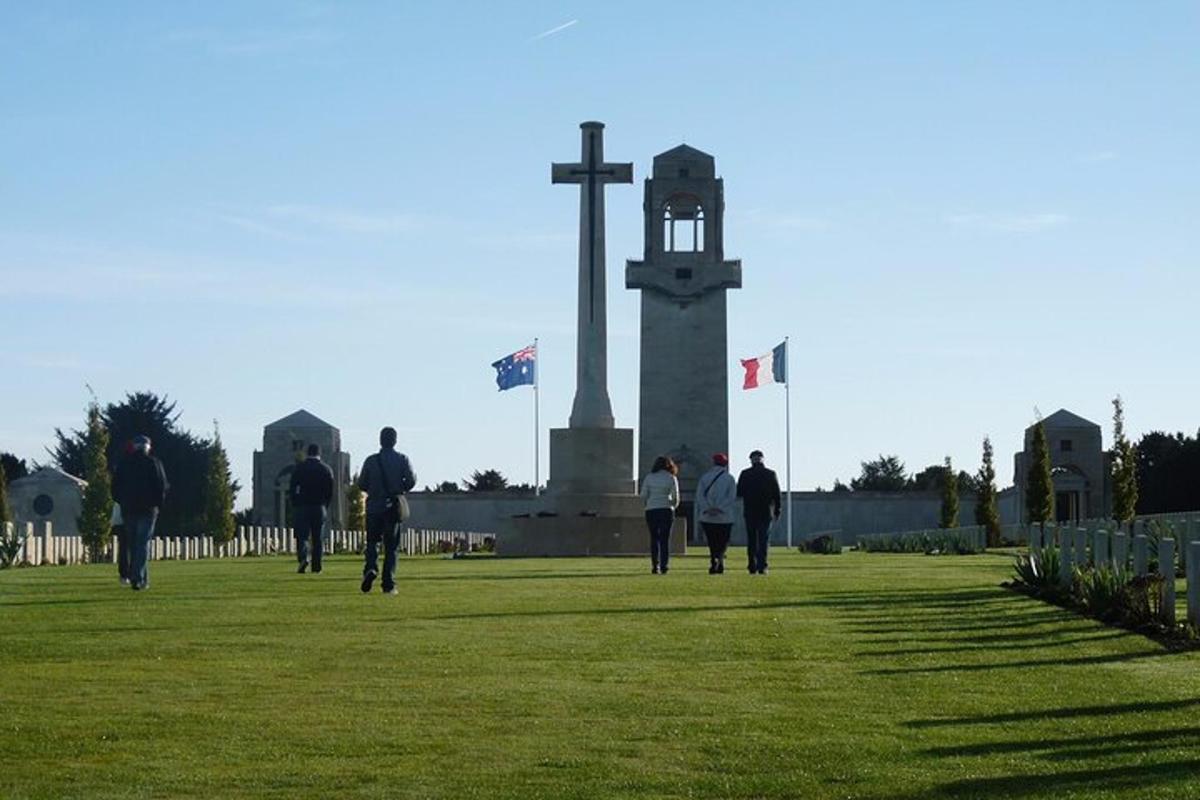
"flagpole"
533,338,540,496
785,335,792,549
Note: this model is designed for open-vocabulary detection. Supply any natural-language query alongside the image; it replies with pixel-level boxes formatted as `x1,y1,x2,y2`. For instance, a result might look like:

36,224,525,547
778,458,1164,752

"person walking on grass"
112,434,168,591
289,443,334,575
640,455,679,574
695,453,736,574
736,449,780,575
357,427,416,595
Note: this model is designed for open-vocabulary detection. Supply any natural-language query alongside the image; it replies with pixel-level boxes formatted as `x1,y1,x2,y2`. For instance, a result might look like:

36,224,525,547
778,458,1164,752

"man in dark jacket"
112,434,169,591
357,426,416,595
289,443,335,574
736,449,781,575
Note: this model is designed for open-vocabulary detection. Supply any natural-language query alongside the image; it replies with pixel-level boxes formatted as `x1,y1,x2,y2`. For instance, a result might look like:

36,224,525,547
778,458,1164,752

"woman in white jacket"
639,456,680,574
694,453,737,574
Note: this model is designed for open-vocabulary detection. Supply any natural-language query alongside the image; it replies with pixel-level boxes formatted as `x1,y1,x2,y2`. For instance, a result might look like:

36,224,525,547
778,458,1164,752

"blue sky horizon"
2,2,1197,504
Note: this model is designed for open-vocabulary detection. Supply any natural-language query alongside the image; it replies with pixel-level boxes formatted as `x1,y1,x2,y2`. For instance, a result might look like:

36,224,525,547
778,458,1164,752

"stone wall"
405,489,1024,547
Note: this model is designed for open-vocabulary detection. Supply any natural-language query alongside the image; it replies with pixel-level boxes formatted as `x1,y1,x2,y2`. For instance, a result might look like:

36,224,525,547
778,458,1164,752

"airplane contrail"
532,19,579,41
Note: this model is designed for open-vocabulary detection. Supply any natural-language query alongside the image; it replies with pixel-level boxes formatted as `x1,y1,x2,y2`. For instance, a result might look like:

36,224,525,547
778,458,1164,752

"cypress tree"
974,436,1002,546
347,475,366,532
78,403,114,562
939,456,959,529
1026,419,1054,532
203,427,236,544
1111,395,1139,528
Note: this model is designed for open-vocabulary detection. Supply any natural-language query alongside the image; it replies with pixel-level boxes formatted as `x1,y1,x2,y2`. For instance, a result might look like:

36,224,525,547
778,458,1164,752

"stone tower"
252,409,351,528
626,144,742,519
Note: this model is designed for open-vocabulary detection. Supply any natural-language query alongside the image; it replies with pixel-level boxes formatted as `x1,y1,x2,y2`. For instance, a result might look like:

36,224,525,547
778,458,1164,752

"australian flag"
492,344,537,391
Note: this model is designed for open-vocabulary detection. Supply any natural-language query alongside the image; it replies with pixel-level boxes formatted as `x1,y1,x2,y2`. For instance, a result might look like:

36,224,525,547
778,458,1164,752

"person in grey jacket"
639,456,679,574
695,453,736,574
356,427,416,595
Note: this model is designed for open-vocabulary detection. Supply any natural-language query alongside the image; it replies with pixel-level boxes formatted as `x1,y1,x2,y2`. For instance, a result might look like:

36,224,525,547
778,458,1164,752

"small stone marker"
1074,528,1088,567
1160,538,1176,625
1113,532,1128,572
1128,537,1147,575
1188,542,1200,628
1093,529,1109,568
1060,536,1074,584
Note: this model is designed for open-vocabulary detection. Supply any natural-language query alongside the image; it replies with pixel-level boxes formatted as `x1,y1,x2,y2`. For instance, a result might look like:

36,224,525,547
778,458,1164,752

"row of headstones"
1029,515,1200,626
2,521,491,566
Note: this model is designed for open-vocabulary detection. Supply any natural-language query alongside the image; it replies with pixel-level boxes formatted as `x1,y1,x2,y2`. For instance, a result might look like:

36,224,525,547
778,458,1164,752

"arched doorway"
1050,464,1089,523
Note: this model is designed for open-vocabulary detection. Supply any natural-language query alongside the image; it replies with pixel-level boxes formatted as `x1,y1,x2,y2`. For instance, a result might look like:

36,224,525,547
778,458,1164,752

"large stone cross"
552,121,632,429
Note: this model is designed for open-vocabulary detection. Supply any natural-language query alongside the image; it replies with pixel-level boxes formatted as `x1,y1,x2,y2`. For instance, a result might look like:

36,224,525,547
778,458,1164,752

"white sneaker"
119,578,131,586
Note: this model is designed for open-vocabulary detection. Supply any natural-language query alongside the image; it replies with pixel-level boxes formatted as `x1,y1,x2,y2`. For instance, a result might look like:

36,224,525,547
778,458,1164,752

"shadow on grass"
413,600,816,622
814,588,1007,605
400,571,641,583
905,697,1200,728
900,759,1200,799
855,630,1132,656
864,648,1171,675
924,725,1200,759
863,626,1112,646
848,614,1070,635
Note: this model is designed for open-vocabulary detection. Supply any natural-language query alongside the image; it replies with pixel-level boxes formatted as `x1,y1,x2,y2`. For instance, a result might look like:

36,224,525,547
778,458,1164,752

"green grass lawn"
4,549,1200,799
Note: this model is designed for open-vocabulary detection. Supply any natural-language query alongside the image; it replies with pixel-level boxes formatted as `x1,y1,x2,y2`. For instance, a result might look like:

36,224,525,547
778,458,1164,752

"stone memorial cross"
552,121,633,429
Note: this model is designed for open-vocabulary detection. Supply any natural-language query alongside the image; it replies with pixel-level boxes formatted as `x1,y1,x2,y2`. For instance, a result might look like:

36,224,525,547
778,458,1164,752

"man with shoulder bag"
357,426,416,595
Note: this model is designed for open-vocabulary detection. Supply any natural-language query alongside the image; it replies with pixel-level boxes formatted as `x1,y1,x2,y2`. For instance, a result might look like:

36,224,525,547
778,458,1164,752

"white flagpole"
533,338,540,496
785,336,792,548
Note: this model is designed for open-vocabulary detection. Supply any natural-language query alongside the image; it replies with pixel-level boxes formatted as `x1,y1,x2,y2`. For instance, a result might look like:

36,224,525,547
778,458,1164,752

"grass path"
3,550,1200,799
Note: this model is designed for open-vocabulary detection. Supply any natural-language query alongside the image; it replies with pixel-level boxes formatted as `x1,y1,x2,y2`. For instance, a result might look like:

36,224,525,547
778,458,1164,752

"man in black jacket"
289,443,335,574
112,434,169,591
736,449,781,575
357,427,416,595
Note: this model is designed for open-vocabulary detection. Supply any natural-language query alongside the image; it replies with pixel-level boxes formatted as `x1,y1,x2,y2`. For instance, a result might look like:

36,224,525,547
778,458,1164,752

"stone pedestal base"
495,424,682,556
498,513,686,557
546,427,635,495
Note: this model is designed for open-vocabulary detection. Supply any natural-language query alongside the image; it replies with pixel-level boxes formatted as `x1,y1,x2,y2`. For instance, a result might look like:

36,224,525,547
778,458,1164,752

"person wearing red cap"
695,453,737,574
112,434,169,591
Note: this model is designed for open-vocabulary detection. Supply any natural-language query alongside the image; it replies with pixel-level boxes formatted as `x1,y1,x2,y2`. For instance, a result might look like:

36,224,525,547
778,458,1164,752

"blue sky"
2,2,1197,502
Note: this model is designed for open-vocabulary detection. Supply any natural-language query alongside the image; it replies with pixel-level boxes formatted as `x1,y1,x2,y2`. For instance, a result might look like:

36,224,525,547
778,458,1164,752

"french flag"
741,341,787,390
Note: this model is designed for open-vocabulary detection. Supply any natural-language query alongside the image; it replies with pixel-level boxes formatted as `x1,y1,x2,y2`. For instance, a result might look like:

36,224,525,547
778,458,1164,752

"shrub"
0,524,26,569
1074,567,1127,621
1125,573,1165,625
857,531,982,555
1012,545,1062,590
1071,566,1163,627
804,535,841,555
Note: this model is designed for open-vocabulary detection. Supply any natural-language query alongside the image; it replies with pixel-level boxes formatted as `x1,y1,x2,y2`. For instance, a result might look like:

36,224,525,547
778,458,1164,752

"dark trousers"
645,508,674,571
745,516,772,573
115,524,132,581
125,509,159,589
364,511,400,590
701,522,732,562
295,504,326,571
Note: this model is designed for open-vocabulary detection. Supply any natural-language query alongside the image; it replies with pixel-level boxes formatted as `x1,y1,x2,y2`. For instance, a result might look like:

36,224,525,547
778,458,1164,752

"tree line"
0,392,237,559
